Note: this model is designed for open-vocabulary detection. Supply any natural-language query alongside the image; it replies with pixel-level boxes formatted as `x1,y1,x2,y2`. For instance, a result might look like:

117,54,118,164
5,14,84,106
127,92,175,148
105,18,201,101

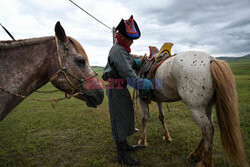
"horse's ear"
55,21,67,42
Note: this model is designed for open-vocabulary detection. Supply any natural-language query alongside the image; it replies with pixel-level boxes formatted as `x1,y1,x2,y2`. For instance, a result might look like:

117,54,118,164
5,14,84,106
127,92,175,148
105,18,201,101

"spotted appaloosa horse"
0,22,104,121
137,51,248,167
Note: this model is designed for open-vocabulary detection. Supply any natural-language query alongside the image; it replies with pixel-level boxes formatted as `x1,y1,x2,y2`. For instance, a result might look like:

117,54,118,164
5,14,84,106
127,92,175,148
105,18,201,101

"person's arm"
112,49,139,78
111,49,152,94
132,58,142,70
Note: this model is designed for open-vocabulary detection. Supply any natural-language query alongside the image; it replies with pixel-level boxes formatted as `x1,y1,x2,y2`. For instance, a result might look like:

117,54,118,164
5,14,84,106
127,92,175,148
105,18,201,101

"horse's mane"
68,36,89,64
0,36,89,64
0,36,54,50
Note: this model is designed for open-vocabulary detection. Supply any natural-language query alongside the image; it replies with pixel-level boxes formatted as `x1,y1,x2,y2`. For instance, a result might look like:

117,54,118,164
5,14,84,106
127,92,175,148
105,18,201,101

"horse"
0,21,104,121
136,51,248,167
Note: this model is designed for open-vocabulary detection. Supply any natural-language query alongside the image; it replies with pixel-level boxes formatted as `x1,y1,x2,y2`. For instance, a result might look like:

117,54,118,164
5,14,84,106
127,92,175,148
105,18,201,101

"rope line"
0,23,15,40
0,86,74,102
35,90,60,93
69,0,112,30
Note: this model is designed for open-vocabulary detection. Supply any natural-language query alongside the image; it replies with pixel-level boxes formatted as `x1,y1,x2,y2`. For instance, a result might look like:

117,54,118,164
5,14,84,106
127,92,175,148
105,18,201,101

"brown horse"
0,22,104,121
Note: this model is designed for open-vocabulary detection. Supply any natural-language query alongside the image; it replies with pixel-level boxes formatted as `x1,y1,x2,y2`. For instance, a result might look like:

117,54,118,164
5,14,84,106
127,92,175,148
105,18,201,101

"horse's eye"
76,58,85,67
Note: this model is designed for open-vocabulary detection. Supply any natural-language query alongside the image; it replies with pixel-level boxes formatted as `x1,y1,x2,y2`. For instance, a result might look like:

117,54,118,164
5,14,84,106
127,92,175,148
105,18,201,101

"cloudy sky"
1,0,250,66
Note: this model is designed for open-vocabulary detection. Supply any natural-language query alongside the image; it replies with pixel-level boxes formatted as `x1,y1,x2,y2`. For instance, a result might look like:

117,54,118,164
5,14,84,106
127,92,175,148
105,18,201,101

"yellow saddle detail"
155,42,173,61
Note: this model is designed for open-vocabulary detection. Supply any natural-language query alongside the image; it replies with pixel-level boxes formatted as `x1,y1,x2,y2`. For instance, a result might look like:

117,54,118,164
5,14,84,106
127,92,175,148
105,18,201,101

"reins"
0,36,97,105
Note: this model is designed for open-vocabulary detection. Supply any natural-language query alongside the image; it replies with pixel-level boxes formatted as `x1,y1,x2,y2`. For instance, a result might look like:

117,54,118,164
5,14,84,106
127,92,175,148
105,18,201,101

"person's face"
119,34,134,47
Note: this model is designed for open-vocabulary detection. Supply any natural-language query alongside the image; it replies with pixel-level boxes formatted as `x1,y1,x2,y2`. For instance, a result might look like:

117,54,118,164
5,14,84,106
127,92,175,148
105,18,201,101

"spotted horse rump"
135,43,248,167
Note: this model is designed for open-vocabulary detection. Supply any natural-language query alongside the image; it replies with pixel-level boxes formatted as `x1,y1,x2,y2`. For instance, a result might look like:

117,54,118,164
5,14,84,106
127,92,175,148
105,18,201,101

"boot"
116,141,140,166
125,140,139,152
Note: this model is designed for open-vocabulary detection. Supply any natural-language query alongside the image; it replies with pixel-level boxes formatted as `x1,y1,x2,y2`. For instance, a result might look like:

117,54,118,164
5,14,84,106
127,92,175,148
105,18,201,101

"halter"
0,36,98,103
49,36,97,96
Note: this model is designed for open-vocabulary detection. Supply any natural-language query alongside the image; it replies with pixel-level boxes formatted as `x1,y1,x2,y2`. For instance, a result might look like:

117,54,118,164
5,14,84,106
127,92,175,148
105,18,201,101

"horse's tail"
210,59,248,167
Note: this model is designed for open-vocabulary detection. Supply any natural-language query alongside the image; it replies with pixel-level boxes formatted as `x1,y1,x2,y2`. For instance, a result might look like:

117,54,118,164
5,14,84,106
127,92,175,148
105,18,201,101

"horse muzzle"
84,89,104,108
76,77,104,108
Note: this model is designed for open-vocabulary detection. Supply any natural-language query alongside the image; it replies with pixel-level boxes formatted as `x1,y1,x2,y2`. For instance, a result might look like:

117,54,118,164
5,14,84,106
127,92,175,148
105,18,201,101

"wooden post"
112,27,116,45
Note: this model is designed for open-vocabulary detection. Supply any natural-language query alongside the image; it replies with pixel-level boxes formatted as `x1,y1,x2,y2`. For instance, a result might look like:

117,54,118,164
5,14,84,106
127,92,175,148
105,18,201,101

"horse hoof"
137,139,148,147
188,152,193,159
167,136,172,142
163,136,172,142
188,152,202,163
196,161,205,167
195,161,214,167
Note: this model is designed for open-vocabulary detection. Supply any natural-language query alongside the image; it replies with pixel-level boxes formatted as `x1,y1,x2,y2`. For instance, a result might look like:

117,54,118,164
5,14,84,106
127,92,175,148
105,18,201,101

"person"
102,15,152,166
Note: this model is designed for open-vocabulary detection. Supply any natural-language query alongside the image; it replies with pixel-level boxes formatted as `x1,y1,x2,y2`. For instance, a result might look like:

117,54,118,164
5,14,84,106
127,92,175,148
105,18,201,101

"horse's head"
49,22,104,108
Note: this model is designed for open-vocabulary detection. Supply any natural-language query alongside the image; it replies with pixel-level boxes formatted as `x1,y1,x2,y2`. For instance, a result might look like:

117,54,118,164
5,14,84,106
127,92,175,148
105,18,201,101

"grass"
230,60,250,75
0,60,249,167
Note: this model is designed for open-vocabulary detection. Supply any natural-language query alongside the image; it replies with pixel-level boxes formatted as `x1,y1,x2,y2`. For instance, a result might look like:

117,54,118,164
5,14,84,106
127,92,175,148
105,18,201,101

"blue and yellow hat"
115,15,141,39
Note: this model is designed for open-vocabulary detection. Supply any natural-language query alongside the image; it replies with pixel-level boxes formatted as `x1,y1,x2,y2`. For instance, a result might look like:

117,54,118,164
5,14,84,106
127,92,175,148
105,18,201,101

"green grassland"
0,60,249,167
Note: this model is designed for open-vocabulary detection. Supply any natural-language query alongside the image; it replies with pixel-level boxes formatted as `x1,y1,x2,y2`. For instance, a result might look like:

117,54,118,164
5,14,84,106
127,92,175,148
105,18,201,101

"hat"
115,15,141,39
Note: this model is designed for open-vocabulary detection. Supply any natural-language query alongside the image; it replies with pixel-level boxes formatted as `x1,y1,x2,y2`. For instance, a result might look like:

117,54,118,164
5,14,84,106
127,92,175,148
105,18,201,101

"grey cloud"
138,0,250,26
223,17,250,29
1,0,250,66
126,0,250,55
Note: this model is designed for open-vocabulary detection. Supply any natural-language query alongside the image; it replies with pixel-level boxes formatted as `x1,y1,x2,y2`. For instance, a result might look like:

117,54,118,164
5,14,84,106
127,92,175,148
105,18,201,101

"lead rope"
0,86,80,107
0,23,15,40
166,103,171,112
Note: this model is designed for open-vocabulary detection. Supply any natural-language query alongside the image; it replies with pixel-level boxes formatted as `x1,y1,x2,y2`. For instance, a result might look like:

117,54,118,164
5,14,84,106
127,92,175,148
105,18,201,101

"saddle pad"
153,55,173,74
140,60,154,77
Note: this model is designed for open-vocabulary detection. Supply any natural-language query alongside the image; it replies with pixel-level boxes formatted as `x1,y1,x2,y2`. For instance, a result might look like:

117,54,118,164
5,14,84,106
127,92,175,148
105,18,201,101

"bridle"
49,36,98,96
0,36,98,103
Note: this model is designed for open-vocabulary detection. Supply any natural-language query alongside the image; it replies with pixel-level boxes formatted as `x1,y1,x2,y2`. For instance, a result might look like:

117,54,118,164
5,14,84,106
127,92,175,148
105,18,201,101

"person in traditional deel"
102,15,152,166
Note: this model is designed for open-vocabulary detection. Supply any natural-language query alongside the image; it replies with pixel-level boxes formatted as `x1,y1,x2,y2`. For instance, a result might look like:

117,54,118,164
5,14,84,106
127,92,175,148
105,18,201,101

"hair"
68,37,89,64
0,36,53,50
0,36,89,65
210,59,248,167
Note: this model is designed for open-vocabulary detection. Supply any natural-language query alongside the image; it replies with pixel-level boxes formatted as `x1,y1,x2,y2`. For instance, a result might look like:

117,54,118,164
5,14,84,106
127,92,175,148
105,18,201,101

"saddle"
139,42,174,80
138,42,174,103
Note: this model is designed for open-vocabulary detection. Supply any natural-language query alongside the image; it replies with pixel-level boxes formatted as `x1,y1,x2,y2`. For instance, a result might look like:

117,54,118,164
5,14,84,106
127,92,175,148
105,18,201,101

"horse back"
153,51,215,104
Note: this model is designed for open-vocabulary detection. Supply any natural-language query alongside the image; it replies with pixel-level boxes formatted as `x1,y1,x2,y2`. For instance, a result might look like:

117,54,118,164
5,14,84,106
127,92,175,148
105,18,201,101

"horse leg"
188,137,204,163
189,107,214,167
156,102,172,142
137,98,149,147
189,100,214,163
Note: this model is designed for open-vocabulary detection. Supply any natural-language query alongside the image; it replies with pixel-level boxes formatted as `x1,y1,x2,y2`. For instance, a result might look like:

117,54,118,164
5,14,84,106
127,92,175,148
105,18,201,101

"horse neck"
0,36,57,96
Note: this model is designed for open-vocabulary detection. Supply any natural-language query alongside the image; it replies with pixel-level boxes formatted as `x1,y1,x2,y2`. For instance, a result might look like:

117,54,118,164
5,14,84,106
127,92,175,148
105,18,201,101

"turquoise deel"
133,58,142,69
141,78,152,95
